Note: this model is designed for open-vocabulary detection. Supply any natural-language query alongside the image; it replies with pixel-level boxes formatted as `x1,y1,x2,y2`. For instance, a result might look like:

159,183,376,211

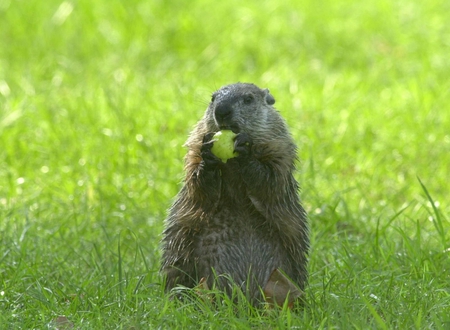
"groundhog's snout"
214,100,232,121
214,99,237,130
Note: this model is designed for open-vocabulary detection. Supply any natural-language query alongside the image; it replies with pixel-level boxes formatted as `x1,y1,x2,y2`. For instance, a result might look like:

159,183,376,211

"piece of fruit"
211,130,237,162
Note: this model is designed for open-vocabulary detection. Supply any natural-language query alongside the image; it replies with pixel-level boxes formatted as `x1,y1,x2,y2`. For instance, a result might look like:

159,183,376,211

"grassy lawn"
1,0,449,328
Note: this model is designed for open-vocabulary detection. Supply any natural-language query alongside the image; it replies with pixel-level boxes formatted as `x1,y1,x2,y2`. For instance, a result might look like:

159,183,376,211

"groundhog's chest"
190,162,292,288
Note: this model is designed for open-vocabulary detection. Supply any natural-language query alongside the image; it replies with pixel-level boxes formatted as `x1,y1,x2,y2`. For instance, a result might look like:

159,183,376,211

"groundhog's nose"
214,101,233,124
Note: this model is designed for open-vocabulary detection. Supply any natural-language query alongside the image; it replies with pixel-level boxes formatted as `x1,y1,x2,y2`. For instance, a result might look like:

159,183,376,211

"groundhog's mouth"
219,125,240,133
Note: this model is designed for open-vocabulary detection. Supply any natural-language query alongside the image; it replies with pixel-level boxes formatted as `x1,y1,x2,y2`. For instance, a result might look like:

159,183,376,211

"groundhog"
161,82,309,306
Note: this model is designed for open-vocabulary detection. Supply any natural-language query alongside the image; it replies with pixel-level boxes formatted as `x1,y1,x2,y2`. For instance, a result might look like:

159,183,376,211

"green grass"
1,0,450,328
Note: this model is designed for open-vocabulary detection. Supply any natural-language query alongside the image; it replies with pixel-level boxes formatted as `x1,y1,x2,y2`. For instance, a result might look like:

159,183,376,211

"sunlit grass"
1,0,449,328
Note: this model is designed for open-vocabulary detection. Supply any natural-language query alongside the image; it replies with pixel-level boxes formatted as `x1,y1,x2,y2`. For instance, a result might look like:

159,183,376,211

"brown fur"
161,83,308,305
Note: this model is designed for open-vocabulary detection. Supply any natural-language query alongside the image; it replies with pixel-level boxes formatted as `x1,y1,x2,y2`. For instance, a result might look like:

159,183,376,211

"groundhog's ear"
264,89,276,105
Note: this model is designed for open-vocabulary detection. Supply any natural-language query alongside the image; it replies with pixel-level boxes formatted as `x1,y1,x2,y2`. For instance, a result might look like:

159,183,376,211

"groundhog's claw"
202,132,216,144
234,133,252,156
201,134,221,167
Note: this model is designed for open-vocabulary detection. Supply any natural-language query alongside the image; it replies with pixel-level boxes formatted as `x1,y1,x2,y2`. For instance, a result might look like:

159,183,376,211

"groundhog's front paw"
201,133,221,167
234,132,253,157
202,132,216,144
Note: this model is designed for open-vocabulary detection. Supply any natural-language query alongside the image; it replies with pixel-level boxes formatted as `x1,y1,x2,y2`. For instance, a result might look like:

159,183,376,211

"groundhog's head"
203,83,279,136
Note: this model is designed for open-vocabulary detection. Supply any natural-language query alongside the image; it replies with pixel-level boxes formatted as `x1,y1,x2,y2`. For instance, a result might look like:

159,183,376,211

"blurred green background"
1,0,449,328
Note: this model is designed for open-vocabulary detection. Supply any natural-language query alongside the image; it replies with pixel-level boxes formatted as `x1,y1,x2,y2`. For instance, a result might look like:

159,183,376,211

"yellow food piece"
211,130,237,162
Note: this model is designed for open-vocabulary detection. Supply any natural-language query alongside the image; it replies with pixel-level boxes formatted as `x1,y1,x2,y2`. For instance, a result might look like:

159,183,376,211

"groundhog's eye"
211,94,216,102
243,94,254,105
